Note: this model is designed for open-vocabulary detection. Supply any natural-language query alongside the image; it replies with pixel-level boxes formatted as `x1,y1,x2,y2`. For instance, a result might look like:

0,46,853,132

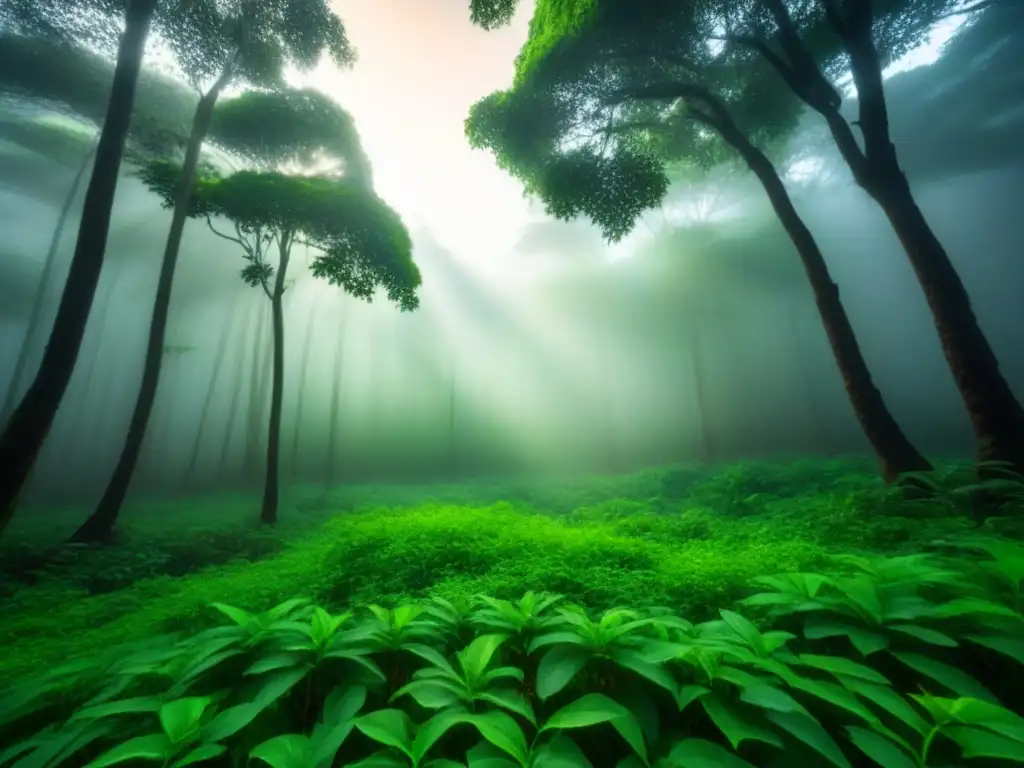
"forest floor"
0,456,1020,682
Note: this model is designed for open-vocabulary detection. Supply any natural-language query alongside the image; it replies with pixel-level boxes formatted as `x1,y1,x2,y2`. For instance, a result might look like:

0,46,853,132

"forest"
0,0,1022,767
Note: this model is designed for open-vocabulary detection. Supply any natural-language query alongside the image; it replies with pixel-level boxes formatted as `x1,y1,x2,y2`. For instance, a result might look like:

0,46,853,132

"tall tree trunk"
182,298,241,491
692,91,931,482
689,322,715,463
1,143,97,424
59,275,118,487
289,296,320,480
73,58,237,544
260,237,293,525
326,305,350,488
0,0,157,540
760,0,1024,472
245,304,268,479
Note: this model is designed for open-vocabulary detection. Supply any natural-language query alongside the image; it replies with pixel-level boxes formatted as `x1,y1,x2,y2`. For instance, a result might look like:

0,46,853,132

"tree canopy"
140,161,420,310
464,0,973,241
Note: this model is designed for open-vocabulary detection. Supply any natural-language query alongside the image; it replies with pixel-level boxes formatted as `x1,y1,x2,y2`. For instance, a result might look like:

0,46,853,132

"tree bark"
245,304,269,479
757,0,1024,473
1,143,97,425
289,296,320,480
0,0,157,541
260,236,293,525
690,94,931,482
73,58,237,543
182,298,241,491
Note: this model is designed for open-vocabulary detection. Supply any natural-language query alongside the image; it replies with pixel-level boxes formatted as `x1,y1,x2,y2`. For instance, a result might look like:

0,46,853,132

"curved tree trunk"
0,0,157,540
759,0,1024,472
844,31,1024,473
73,59,237,544
1,143,97,425
289,296,320,480
260,237,293,525
694,94,931,482
181,298,242,491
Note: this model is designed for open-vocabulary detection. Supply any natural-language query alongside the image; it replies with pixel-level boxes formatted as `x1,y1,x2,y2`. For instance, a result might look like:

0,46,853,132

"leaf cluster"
138,160,420,310
2,540,1022,767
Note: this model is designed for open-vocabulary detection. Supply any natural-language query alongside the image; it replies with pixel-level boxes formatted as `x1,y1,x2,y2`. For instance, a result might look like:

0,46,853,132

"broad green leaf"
763,710,851,768
355,710,414,758
782,674,880,724
910,696,1024,742
676,685,711,712
323,684,367,723
249,734,313,768
535,646,591,700
392,679,464,709
945,726,1024,761
203,703,264,743
467,710,530,766
845,726,917,768
413,709,469,764
832,577,883,624
466,740,522,768
405,644,461,680
666,738,758,768
70,696,164,722
802,616,888,656
719,610,766,656
610,650,679,697
543,693,630,731
887,625,957,647
797,654,888,684
891,652,997,702
840,679,929,735
311,721,356,767
83,734,174,768
210,603,254,627
159,698,212,744
459,635,508,681
532,734,592,768
171,743,227,767
967,634,1024,665
739,684,810,717
478,690,536,725
701,696,782,750
244,653,306,676
345,751,410,768
528,632,588,653
928,597,1021,620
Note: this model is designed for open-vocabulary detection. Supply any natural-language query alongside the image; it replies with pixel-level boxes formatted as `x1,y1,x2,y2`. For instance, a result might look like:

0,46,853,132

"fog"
1,3,1022,505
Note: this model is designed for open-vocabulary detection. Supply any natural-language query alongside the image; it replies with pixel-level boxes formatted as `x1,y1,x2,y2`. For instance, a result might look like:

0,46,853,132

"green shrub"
2,540,1021,767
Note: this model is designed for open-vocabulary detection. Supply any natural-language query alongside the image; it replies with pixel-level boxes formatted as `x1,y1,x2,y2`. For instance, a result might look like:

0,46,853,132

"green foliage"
2,537,1022,767
138,160,420,309
211,88,373,185
464,0,969,246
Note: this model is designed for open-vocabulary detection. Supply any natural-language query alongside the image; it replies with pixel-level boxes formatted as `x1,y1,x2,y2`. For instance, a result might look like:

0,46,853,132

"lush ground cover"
0,458,1021,767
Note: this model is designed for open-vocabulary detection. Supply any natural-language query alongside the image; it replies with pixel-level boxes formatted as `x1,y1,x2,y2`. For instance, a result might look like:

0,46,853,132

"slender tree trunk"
73,58,237,543
260,237,293,525
760,0,1024,472
326,305,349,488
1,143,97,424
245,305,268,479
289,296,320,480
182,298,241,491
845,29,1024,473
59,276,118,487
695,96,931,482
690,322,715,463
0,0,157,540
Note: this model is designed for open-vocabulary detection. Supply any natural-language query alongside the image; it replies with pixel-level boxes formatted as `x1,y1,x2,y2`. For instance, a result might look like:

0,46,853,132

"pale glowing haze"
288,0,534,271
285,2,962,271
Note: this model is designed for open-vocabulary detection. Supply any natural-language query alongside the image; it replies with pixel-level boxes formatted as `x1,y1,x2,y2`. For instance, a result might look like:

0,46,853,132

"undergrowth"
1,539,1021,767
